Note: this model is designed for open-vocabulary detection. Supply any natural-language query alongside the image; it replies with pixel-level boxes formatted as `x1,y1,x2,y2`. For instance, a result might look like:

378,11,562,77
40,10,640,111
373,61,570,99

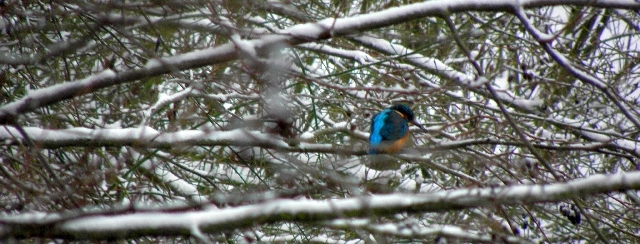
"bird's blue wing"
369,110,388,146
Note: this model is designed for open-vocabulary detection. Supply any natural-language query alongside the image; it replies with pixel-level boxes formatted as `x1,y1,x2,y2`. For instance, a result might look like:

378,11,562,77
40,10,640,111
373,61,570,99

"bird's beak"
411,120,429,133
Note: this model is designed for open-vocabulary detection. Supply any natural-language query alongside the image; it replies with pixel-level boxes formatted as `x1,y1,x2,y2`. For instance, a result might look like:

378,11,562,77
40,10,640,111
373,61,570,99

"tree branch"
1,0,638,124
2,171,639,240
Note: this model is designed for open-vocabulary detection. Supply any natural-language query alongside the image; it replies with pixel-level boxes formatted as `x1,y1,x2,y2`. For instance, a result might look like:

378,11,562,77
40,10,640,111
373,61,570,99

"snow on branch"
328,221,527,243
1,126,630,156
0,126,342,153
512,3,640,131
2,171,639,240
351,36,545,113
1,0,638,124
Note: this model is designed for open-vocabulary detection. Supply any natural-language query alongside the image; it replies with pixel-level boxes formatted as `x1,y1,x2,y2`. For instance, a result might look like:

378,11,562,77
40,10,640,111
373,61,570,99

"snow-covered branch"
2,171,639,240
3,0,640,242
1,126,629,157
0,126,337,152
1,0,637,124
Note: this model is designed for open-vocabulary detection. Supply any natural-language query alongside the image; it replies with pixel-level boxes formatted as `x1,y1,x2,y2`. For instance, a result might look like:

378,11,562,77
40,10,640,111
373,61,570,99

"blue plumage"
368,104,415,154
369,112,387,145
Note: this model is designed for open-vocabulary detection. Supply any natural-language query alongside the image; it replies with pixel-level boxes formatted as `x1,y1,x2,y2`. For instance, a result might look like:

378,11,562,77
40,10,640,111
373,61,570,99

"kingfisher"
369,104,427,154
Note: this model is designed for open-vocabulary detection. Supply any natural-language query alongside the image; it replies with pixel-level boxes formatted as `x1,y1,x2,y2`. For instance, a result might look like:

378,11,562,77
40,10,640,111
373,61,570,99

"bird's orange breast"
378,132,410,153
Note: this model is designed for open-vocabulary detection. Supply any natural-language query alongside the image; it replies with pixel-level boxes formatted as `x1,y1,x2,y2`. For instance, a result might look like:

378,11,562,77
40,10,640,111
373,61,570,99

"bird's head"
389,104,429,133
389,104,415,121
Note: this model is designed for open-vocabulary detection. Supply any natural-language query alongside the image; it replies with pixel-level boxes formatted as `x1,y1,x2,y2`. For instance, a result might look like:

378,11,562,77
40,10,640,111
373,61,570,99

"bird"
368,104,427,154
